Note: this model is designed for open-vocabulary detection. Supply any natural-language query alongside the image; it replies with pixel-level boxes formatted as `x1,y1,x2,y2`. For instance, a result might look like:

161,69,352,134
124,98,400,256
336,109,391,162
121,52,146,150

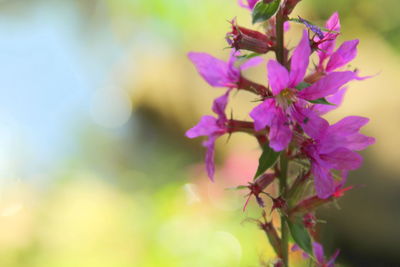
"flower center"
276,88,296,109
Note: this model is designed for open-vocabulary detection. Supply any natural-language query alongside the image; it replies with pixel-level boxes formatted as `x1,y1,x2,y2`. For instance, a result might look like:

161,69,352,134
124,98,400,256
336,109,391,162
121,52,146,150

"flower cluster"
186,1,374,266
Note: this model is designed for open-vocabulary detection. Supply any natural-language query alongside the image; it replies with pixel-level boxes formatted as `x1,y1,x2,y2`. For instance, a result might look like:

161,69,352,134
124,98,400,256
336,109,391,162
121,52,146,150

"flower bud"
255,173,276,190
289,186,353,215
290,195,328,215
242,173,276,211
227,20,273,54
302,213,316,229
271,196,288,213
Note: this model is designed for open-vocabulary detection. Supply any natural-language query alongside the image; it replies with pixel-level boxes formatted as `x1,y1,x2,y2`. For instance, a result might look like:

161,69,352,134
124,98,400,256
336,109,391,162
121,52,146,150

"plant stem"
279,153,289,267
275,8,285,65
276,7,289,267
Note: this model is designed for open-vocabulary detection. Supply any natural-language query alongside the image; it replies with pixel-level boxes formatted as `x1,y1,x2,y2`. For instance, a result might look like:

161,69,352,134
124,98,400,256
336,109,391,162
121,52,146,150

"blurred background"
0,0,398,266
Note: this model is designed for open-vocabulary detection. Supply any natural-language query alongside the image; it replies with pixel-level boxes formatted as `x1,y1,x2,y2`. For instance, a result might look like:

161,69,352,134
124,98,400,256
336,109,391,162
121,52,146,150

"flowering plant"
186,0,375,266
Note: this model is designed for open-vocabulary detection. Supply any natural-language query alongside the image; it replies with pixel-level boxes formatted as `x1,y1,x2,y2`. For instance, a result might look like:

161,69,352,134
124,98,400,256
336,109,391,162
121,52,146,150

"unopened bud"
271,196,288,213
227,20,272,54
290,195,328,214
302,213,316,229
255,173,276,190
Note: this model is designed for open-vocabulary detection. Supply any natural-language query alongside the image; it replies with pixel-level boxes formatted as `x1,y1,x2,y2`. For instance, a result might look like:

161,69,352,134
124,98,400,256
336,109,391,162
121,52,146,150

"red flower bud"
243,173,276,211
271,196,288,213
289,186,353,215
227,19,273,54
302,213,316,229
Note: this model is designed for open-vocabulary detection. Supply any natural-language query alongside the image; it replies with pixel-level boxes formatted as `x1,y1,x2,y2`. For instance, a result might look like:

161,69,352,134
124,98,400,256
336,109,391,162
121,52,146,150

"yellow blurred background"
0,0,398,266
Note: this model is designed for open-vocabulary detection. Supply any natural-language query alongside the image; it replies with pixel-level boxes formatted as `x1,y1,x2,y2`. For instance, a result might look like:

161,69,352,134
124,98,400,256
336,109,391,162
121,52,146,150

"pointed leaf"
295,82,311,91
252,0,281,24
308,98,334,105
254,143,281,179
288,217,312,254
225,185,248,191
237,52,262,61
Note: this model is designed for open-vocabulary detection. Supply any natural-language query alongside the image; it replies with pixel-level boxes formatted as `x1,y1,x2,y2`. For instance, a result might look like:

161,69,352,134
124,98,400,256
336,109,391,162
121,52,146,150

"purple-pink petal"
342,134,375,151
203,135,217,181
318,116,373,153
327,249,340,267
293,105,329,140
284,21,291,32
212,90,230,121
312,242,325,264
269,109,292,151
268,60,290,95
188,52,239,87
247,0,259,9
326,12,341,32
313,87,347,115
298,71,355,100
312,163,335,199
186,116,220,138
317,12,341,64
238,0,258,10
228,50,240,74
289,30,311,87
320,147,362,170
326,40,359,72
330,116,370,136
240,56,264,71
291,245,310,259
250,98,276,131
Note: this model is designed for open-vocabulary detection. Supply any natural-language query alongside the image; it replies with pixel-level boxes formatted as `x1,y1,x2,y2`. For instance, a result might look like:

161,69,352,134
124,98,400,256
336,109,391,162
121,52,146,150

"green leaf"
252,0,281,24
254,143,281,179
295,82,311,91
307,98,334,105
225,185,248,191
288,217,312,254
237,52,262,61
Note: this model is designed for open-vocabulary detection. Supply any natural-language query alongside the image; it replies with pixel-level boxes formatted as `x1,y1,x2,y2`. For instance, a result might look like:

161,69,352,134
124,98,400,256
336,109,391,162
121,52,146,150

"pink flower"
315,12,341,67
186,91,230,181
325,39,359,72
312,242,340,267
302,116,375,198
188,50,263,89
250,31,355,151
314,13,359,74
